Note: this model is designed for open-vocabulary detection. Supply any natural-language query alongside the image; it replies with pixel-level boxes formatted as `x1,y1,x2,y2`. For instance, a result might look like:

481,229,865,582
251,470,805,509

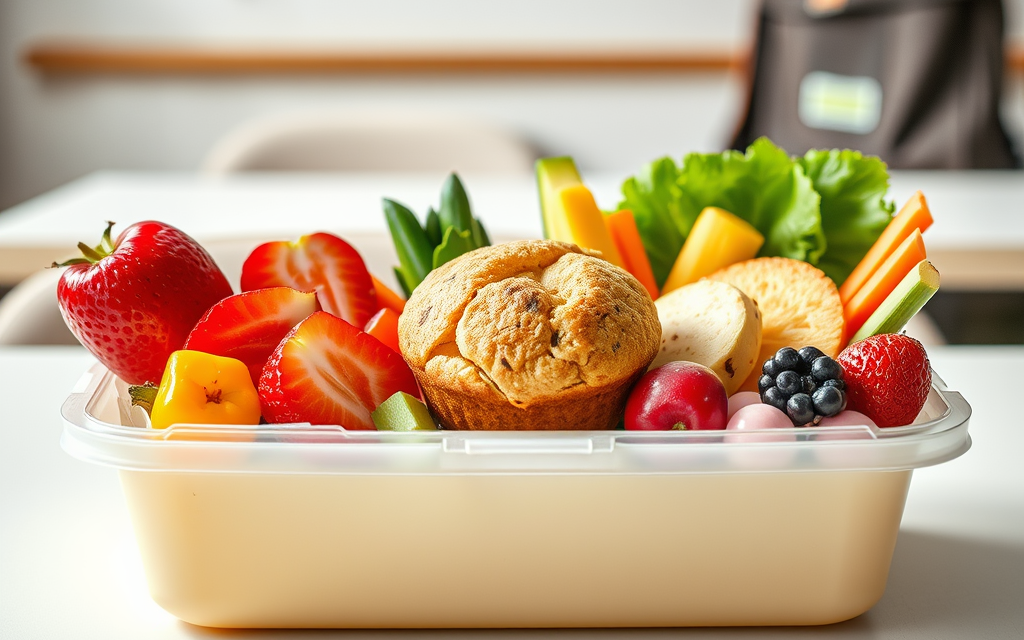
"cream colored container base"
120,469,911,628
62,364,970,629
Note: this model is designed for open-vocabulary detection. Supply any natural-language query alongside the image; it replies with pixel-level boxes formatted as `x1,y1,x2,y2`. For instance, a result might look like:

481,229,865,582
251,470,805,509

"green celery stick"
851,259,940,342
438,173,473,233
535,156,582,242
383,198,434,291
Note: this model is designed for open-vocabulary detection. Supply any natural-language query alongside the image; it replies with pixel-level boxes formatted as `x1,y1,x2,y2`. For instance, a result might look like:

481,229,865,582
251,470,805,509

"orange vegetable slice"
372,274,406,314
843,229,928,344
364,307,401,354
605,209,659,299
839,191,933,305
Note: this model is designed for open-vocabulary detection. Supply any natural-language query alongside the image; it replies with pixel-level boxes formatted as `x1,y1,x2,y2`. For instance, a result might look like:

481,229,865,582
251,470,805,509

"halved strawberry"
184,287,320,386
258,311,419,428
241,232,378,327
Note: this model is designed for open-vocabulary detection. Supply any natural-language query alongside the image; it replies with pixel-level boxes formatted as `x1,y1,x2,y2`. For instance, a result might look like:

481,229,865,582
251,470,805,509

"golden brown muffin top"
399,240,661,408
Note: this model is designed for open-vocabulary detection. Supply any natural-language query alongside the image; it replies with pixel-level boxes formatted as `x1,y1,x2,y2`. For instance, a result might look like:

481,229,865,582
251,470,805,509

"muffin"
398,240,661,430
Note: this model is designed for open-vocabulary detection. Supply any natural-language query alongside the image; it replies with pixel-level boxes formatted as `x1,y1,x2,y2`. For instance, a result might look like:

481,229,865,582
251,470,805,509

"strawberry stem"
51,221,118,268
77,242,104,262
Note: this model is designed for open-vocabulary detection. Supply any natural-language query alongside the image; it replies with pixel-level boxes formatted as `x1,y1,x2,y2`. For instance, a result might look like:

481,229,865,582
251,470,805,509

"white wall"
0,0,1021,211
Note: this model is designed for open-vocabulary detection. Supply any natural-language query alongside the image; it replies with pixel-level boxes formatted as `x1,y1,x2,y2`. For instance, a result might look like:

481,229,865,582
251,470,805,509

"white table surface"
1,170,1023,288
1,345,1022,639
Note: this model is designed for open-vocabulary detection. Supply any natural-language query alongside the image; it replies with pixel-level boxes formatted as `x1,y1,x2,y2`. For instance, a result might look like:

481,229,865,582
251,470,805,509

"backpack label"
798,71,883,135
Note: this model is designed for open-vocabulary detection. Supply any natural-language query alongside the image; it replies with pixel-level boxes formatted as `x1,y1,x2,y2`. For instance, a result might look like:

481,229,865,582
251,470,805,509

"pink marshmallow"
727,391,762,419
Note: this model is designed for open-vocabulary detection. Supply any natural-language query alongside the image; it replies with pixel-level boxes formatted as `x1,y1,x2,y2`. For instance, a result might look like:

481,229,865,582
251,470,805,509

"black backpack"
731,0,1019,168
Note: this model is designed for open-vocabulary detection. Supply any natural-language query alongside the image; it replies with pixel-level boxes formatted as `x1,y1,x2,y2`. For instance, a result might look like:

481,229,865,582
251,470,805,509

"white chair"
0,268,78,346
202,112,537,175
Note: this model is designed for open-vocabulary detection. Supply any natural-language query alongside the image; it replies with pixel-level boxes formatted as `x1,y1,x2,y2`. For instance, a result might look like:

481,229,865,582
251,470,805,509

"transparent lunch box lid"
61,362,972,476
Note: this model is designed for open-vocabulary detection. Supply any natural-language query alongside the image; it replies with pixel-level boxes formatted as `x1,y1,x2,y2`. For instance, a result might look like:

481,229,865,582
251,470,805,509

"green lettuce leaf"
798,149,895,286
618,138,823,287
617,138,893,288
675,138,823,264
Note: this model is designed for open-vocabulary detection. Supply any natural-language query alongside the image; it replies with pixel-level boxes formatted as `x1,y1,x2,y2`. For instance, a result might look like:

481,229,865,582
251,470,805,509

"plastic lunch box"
61,362,971,629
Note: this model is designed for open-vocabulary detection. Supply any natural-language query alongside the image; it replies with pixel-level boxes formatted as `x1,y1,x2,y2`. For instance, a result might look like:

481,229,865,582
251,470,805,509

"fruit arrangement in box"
53,139,940,435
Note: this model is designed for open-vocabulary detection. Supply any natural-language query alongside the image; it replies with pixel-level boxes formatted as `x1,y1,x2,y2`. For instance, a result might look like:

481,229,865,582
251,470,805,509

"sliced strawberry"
259,311,419,428
364,307,401,354
241,232,379,327
183,287,319,387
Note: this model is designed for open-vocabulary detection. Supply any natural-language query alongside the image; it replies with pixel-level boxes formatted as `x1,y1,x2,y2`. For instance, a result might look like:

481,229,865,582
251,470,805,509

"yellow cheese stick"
661,207,764,296
559,184,625,268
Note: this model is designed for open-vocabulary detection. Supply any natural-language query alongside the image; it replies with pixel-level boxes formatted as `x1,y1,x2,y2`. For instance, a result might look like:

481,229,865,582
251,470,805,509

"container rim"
60,363,972,476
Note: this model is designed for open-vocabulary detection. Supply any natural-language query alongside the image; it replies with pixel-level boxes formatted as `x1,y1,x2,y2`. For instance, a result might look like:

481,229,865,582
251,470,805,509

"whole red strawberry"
56,221,233,385
837,333,932,428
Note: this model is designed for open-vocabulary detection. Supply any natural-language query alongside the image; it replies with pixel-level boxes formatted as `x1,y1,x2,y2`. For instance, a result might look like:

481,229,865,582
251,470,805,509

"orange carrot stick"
364,307,401,354
839,191,933,305
605,209,660,299
372,274,406,314
843,229,927,343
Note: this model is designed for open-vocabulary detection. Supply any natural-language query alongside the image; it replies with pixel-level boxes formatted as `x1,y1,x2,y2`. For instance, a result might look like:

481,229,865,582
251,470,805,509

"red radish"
258,311,419,429
363,307,401,354
241,232,378,327
184,287,319,386
55,221,232,385
625,361,728,431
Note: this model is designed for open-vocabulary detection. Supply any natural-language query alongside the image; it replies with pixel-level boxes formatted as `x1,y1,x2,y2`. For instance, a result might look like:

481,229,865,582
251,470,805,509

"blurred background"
1,0,1023,343
2,0,1019,212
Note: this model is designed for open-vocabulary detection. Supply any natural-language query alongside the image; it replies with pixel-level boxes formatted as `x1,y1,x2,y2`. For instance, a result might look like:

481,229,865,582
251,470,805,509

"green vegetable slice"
393,266,413,299
424,207,442,247
433,226,476,270
471,216,490,248
439,173,473,233
383,198,434,292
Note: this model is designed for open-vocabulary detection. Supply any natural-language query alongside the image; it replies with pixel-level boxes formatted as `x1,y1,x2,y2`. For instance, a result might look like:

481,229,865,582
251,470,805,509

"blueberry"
773,347,801,372
775,370,802,395
812,386,845,417
811,356,843,382
821,378,845,391
798,346,825,368
758,374,774,394
801,375,817,395
763,386,788,412
786,393,815,426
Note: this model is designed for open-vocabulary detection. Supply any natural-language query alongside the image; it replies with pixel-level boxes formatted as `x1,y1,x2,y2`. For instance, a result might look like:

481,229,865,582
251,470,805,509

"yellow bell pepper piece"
559,184,626,269
150,350,262,429
661,206,765,296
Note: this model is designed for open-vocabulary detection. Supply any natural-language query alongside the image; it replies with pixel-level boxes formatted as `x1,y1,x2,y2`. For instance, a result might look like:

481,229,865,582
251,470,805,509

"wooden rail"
23,43,748,75
25,41,1024,76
